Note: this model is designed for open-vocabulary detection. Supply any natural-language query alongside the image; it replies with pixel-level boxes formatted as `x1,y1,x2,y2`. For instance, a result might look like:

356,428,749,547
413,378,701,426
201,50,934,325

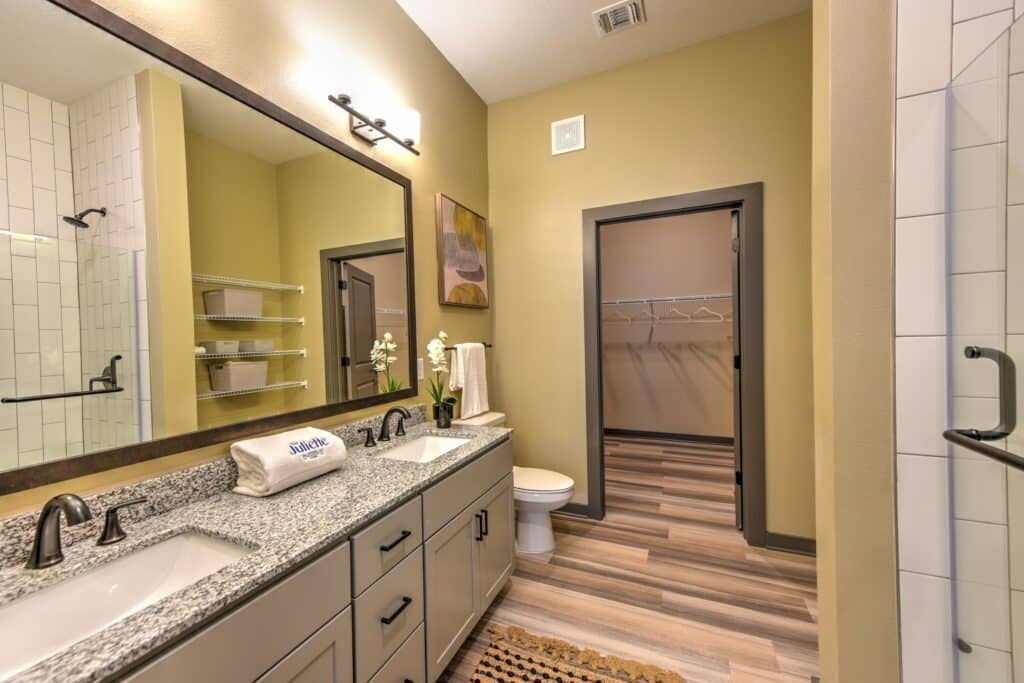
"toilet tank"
452,411,506,427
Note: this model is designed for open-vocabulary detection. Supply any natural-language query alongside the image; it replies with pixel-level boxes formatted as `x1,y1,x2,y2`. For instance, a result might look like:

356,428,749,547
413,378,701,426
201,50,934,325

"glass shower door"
947,21,1023,681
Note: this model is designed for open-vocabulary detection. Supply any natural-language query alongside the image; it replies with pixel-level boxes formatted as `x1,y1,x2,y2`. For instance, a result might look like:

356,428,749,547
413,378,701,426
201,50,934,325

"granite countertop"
0,420,511,683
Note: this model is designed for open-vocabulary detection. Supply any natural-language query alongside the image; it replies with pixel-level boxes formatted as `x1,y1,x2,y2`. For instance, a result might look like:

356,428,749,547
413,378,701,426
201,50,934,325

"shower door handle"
942,346,1024,471
961,346,1015,440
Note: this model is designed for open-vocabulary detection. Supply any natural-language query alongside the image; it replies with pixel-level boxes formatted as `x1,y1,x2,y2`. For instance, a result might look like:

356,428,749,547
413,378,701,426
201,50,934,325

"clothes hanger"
692,305,725,322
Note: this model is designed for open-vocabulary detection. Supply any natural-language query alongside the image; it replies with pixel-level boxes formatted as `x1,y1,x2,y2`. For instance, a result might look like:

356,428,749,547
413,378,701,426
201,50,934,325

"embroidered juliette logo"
288,436,330,461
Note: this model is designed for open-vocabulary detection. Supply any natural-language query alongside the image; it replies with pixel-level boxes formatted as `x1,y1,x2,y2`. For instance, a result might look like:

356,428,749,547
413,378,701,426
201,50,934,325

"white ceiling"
395,0,811,103
0,0,321,165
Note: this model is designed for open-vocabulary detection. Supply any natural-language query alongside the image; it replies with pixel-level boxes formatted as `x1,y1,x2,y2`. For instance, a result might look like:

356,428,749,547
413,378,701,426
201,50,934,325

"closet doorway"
581,184,765,547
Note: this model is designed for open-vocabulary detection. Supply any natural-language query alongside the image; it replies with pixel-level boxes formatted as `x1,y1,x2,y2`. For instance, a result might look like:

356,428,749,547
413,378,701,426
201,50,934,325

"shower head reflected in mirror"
62,207,107,228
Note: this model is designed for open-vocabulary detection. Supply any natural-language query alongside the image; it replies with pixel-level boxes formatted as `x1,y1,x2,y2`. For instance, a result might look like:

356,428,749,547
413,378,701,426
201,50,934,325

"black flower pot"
435,402,453,429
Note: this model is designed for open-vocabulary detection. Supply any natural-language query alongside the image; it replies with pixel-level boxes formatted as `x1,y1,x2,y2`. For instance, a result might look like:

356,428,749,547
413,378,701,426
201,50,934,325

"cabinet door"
257,607,353,683
476,475,514,608
424,504,479,681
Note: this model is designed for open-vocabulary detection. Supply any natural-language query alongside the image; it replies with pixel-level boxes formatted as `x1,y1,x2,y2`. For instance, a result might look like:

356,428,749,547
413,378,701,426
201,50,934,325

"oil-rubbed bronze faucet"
26,493,93,569
378,406,412,442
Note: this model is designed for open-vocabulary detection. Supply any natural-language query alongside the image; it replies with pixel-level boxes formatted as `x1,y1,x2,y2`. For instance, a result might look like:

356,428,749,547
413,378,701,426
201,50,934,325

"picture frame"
435,193,489,308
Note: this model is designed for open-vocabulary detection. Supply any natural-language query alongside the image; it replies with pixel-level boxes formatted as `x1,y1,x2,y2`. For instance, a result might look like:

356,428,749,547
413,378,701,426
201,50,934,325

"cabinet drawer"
354,547,425,682
368,624,425,683
352,496,423,596
257,607,353,683
422,438,512,538
125,543,351,683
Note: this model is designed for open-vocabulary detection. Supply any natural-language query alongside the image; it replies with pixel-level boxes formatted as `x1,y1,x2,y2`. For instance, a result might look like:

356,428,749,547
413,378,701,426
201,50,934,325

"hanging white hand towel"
231,427,347,497
448,342,489,419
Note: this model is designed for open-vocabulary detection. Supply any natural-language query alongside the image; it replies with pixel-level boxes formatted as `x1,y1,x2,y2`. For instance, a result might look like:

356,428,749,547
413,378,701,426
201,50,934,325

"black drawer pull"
480,509,489,537
381,596,413,625
379,530,412,552
475,513,484,541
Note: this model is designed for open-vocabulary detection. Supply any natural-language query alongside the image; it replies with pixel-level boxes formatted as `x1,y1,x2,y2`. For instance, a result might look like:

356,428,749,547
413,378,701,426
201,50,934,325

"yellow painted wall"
0,0,489,514
275,150,405,409
811,0,899,679
184,130,288,428
488,13,815,538
135,69,198,438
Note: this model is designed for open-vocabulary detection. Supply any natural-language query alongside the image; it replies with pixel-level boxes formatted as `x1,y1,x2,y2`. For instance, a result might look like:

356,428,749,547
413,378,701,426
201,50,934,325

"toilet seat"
513,466,574,494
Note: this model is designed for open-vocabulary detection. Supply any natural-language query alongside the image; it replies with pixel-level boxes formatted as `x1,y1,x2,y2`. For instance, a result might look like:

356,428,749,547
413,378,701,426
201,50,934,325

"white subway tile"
952,77,1007,148
61,308,79,352
53,126,71,173
954,10,1015,76
953,143,1007,211
0,135,5,179
896,336,948,455
951,272,1006,335
957,579,1012,650
0,383,15,430
37,282,59,331
29,139,55,191
899,0,954,96
16,402,41,453
0,330,12,380
959,642,1013,682
2,85,26,111
897,92,948,218
42,422,66,461
26,93,52,144
896,215,948,336
955,455,1008,523
12,304,37,353
35,240,58,283
953,207,1005,274
6,157,32,209
956,0,1014,23
11,256,36,306
3,107,29,160
39,327,62,375
54,170,73,217
51,102,68,127
62,353,80,392
900,572,955,683
898,454,952,575
31,188,55,237
957,518,1011,585
0,280,11,331
14,352,39,397
1009,75,1024,201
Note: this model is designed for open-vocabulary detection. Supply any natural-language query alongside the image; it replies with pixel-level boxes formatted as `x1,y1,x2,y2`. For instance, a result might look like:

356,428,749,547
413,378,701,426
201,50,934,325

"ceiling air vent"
551,115,585,156
593,0,647,37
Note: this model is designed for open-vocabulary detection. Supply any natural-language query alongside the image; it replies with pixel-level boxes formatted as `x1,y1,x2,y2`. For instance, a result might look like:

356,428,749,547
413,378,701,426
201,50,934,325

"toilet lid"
513,466,574,493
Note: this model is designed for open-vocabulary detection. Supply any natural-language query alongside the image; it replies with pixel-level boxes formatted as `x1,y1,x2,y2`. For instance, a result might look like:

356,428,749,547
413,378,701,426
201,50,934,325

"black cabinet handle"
475,513,484,541
381,596,413,625
480,509,489,537
379,530,412,552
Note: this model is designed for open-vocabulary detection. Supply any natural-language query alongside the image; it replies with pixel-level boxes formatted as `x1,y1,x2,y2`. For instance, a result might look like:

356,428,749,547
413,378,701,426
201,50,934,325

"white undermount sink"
0,532,249,679
379,435,470,463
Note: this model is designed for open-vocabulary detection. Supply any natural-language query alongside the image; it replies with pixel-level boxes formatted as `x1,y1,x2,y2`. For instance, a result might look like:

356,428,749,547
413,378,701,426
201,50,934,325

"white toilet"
452,411,575,554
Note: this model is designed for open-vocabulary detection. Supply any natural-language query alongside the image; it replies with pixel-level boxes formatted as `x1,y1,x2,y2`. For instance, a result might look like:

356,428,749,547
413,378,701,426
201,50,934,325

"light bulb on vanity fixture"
328,93,421,155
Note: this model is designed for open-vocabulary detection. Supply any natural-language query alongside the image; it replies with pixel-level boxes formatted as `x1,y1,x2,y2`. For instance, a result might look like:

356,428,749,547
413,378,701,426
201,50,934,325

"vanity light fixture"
328,94,421,156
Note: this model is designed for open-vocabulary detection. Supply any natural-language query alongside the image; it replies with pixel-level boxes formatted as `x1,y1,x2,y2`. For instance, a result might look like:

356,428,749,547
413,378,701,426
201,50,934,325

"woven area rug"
470,625,686,683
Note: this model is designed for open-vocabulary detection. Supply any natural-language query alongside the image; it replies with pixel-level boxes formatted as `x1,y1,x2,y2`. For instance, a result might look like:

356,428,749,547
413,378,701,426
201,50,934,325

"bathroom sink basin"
0,532,249,679
379,435,470,463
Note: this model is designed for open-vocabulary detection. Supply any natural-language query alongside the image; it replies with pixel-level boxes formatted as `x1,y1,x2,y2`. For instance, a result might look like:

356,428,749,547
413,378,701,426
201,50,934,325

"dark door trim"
579,183,766,547
320,239,406,403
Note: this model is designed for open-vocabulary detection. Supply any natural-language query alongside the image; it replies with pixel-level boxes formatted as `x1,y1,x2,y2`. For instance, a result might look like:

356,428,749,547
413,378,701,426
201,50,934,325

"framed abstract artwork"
435,193,489,308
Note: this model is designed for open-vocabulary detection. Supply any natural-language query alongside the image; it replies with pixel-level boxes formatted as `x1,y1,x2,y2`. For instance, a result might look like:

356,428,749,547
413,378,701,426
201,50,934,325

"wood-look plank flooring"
443,436,819,683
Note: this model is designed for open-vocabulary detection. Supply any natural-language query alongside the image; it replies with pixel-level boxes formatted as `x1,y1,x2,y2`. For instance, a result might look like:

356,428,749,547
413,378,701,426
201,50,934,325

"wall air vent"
551,115,585,155
593,0,647,37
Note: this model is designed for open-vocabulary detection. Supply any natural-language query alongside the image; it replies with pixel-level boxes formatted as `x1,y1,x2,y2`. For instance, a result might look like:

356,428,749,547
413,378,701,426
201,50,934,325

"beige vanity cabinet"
475,475,515,607
423,503,483,680
422,439,515,681
257,610,353,683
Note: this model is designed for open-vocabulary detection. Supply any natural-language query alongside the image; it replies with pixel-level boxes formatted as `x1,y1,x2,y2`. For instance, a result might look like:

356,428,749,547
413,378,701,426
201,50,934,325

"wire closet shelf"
601,292,733,326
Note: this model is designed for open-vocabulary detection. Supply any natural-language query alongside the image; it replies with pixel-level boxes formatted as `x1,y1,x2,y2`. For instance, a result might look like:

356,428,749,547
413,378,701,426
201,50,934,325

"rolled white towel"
231,427,346,497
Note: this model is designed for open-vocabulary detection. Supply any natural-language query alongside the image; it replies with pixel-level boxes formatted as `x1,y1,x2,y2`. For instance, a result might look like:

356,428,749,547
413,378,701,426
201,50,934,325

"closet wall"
600,209,734,438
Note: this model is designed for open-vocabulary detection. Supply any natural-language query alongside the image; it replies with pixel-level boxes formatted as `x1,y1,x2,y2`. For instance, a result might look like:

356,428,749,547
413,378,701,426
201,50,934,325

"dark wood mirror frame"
0,0,419,495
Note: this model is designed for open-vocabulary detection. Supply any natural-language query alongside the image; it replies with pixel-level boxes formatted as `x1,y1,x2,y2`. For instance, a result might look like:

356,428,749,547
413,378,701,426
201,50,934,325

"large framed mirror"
0,0,418,493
